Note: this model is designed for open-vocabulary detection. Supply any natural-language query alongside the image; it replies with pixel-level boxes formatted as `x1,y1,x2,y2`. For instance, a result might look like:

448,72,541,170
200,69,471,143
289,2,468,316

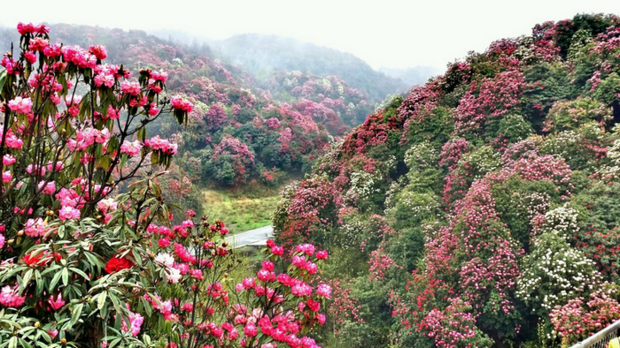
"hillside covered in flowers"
0,23,385,198
274,13,620,347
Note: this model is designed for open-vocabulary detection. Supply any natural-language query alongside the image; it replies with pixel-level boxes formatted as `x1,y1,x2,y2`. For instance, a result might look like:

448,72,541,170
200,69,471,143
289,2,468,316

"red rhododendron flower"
105,255,135,274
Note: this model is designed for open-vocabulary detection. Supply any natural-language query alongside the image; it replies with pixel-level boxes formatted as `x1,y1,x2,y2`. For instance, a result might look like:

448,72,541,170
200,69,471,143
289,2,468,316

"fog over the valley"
2,0,620,71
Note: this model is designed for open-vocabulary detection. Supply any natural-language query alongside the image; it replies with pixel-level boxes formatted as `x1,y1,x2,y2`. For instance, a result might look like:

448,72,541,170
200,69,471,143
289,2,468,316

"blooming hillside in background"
0,24,376,192
274,13,620,347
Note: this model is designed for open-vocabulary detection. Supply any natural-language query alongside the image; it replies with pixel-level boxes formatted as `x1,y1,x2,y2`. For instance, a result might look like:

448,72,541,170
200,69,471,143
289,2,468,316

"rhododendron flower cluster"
0,285,26,308
8,96,33,114
145,215,329,348
550,290,620,344
171,95,194,112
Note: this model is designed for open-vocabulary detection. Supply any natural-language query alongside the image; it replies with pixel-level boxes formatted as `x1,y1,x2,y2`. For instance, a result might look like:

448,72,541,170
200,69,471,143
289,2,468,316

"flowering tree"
0,24,329,348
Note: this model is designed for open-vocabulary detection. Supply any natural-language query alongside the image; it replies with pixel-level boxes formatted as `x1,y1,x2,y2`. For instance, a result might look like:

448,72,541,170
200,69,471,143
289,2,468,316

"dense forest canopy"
274,13,620,347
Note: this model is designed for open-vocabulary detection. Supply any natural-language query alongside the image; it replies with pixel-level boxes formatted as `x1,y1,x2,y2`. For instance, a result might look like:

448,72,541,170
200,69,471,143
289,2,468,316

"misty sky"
2,0,620,70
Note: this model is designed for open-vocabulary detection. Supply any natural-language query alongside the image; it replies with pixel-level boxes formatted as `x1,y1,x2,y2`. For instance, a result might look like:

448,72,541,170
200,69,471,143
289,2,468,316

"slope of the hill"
273,13,620,347
210,33,408,103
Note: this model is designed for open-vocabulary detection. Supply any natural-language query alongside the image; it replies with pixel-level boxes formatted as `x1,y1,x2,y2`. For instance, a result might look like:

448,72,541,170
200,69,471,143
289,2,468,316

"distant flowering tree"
204,102,228,130
453,70,525,134
0,23,328,348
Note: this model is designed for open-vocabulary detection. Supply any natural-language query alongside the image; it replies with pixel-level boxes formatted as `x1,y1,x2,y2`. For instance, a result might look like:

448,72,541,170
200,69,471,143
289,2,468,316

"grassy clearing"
202,185,282,233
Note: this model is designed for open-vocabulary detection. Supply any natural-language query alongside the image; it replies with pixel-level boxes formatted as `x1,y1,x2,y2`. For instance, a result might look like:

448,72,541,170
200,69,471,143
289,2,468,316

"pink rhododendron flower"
26,164,45,176
97,198,118,213
0,285,25,308
120,140,143,156
48,294,65,310
62,46,97,69
2,171,11,183
148,103,160,116
38,181,56,195
158,238,170,248
2,155,15,166
292,255,306,268
271,245,284,256
88,45,107,60
59,206,81,221
24,218,46,237
175,263,190,275
306,298,320,312
0,130,24,149
181,303,193,312
46,161,64,172
120,308,144,337
190,269,203,280
28,37,50,52
8,96,32,114
17,22,48,35
28,37,49,52
170,96,193,112
24,51,36,64
296,243,315,256
242,277,256,289
121,81,141,96
316,284,332,298
94,73,115,88
262,260,275,272
257,269,275,282
305,262,318,274
291,283,312,297
244,324,258,337
144,135,177,155
43,44,61,58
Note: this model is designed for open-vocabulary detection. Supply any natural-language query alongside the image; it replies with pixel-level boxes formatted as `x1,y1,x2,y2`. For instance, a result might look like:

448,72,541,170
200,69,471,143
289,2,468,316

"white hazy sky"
2,0,620,70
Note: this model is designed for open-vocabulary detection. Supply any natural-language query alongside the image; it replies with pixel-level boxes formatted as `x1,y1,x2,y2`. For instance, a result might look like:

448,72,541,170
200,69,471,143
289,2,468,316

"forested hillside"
210,34,408,102
274,13,620,347
0,24,389,217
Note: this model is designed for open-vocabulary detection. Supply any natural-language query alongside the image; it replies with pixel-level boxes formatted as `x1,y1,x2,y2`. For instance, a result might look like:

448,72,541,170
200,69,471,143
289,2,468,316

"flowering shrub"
274,175,343,249
516,233,602,316
0,24,328,348
201,135,256,186
420,297,493,348
540,123,609,171
550,290,620,344
204,102,228,130
325,277,364,333
404,141,439,172
453,70,525,134
543,97,612,133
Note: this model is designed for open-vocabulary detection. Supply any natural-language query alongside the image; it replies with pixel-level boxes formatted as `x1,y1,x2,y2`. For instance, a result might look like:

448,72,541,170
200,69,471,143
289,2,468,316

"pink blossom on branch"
171,96,194,112
8,96,33,114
